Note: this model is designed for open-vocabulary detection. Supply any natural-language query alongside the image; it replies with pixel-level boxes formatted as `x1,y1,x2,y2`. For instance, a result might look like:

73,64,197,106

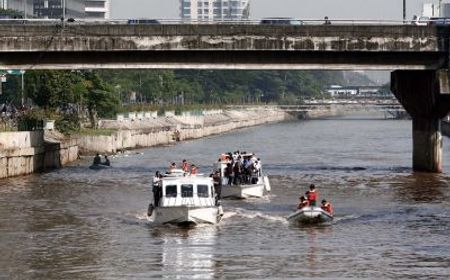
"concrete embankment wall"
0,131,78,179
78,109,289,154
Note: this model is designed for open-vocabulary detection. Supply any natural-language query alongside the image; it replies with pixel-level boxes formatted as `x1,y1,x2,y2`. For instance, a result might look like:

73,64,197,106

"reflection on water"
0,116,449,279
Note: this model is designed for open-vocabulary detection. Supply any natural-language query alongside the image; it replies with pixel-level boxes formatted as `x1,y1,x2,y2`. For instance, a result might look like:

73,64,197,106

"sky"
110,0,442,20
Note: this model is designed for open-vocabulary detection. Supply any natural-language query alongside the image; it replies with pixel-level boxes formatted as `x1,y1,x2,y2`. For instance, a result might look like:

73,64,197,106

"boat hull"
287,207,333,224
153,206,222,226
89,164,111,170
221,183,265,199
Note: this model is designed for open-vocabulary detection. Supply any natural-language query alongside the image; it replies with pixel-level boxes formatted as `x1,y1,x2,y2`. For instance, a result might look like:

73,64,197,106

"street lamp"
403,0,406,22
62,0,66,19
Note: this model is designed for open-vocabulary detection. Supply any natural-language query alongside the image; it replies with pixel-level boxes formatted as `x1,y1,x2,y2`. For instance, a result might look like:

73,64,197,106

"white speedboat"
215,153,271,199
287,206,334,224
148,175,223,226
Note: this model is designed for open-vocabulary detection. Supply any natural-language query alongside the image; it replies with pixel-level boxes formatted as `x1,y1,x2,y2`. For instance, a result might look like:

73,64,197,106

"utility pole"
403,0,406,22
23,0,27,19
60,0,66,20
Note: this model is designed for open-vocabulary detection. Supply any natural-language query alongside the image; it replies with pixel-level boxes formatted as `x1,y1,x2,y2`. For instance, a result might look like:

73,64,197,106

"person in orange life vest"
181,159,190,173
297,196,309,210
321,199,333,215
305,184,318,206
191,164,199,175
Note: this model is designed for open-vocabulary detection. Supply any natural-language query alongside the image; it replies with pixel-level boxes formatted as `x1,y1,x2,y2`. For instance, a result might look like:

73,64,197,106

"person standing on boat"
191,164,199,175
306,184,318,206
297,196,309,209
321,200,334,215
224,163,233,185
212,170,222,201
152,171,162,207
233,158,242,185
181,159,190,173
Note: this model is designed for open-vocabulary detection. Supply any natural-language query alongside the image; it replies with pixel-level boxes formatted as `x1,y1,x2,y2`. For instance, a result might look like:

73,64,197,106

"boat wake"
226,208,289,225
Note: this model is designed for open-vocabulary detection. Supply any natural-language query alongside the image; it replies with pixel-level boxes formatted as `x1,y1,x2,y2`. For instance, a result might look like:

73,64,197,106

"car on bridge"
260,17,303,25
127,19,160,25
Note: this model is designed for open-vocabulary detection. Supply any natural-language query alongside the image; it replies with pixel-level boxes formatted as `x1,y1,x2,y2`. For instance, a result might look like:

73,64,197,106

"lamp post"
403,0,406,22
23,0,27,19
20,70,25,107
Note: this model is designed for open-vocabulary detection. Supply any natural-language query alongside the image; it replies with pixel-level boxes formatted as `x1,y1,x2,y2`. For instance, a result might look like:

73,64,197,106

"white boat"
287,206,334,224
147,174,223,226
215,153,271,199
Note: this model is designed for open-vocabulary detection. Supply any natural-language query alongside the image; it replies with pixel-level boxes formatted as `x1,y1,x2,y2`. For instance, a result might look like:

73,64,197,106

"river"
1,114,449,279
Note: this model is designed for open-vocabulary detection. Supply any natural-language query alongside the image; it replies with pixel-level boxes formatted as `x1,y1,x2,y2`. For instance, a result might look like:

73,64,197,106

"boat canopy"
160,176,216,207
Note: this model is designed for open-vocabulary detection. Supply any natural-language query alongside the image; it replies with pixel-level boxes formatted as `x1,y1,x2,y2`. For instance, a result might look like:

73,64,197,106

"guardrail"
0,18,418,26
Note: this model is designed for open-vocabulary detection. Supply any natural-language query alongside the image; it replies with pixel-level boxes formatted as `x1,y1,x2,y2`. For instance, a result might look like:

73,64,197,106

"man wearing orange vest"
305,184,318,206
321,199,334,215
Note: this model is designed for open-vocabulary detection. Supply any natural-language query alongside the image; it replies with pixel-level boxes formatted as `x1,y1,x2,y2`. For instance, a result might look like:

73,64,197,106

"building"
85,0,110,19
0,0,34,17
33,0,85,19
180,0,250,21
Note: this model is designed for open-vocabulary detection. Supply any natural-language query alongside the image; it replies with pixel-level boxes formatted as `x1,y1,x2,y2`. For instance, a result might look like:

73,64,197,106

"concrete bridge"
0,22,449,172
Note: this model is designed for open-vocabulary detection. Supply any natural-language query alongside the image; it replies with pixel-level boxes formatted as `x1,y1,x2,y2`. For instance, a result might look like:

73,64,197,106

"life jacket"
297,200,309,209
307,190,317,202
321,203,333,215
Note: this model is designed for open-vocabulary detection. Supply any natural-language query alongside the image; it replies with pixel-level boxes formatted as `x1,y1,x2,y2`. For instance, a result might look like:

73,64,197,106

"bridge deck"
0,24,448,70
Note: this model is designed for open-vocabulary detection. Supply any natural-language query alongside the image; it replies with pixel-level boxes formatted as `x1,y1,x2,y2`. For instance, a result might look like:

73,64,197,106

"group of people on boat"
92,153,111,166
169,159,199,175
297,184,334,215
220,151,262,185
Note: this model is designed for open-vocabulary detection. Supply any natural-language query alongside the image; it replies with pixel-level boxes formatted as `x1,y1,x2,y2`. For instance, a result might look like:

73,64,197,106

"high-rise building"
180,0,250,21
85,0,110,19
33,0,85,19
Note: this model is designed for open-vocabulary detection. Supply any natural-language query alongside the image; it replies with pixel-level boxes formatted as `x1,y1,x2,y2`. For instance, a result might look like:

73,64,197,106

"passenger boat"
147,172,223,226
215,153,271,199
287,206,334,224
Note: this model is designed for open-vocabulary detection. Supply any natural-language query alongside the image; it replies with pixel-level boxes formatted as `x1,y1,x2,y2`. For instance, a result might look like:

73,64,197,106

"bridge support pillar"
391,70,450,173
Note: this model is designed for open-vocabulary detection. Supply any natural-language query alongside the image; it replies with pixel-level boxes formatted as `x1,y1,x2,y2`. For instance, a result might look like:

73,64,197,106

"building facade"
180,0,250,21
85,0,110,19
1,0,34,17
33,0,85,19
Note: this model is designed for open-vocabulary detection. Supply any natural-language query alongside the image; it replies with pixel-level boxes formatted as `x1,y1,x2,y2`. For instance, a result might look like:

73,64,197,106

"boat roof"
161,176,213,184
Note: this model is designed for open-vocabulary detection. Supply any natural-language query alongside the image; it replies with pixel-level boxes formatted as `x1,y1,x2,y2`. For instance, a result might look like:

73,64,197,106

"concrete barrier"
77,109,290,154
0,131,78,179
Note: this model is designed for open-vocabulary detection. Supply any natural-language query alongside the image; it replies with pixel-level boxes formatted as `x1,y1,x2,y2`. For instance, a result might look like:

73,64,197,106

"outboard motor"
147,203,154,217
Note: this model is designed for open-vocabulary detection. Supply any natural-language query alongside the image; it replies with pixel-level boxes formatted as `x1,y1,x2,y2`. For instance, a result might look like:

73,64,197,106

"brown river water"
0,114,449,279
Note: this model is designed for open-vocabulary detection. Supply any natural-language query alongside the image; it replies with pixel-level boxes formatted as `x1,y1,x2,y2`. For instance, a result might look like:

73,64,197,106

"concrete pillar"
391,70,450,173
412,117,442,172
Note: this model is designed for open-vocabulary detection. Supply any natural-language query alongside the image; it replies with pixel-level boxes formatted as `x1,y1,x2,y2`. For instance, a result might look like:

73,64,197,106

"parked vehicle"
127,19,160,25
260,17,303,25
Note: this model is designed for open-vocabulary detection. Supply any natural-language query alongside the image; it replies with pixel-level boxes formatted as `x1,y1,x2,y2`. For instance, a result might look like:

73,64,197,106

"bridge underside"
0,50,445,70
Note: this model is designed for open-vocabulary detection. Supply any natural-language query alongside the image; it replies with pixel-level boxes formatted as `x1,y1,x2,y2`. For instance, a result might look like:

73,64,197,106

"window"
166,185,177,197
181,184,194,197
197,184,209,197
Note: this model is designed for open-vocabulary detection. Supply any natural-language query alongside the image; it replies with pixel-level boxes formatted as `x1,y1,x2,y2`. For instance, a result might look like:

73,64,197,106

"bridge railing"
0,18,412,26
